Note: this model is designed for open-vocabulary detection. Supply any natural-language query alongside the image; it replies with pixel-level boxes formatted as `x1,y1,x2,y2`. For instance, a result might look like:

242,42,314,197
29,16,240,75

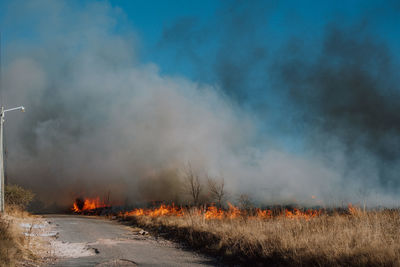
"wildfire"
256,208,272,219
70,197,361,221
124,204,184,217
72,197,109,213
120,203,322,221
72,197,323,220
284,208,321,220
204,206,224,219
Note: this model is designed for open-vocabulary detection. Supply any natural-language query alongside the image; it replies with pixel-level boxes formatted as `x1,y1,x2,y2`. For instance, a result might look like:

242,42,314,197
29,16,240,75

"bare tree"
207,176,226,207
237,194,253,210
183,163,202,206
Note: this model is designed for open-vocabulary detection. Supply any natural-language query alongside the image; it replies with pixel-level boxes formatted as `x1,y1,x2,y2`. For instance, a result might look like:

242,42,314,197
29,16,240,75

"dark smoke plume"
159,1,400,204
273,26,400,189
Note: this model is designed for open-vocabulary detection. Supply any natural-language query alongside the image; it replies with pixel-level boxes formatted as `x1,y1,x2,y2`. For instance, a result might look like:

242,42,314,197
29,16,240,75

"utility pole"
0,107,4,213
0,33,26,213
0,33,3,213
0,106,25,213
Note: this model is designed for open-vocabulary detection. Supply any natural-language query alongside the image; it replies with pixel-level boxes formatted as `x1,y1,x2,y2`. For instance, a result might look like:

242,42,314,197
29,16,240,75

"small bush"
5,185,35,210
0,216,22,266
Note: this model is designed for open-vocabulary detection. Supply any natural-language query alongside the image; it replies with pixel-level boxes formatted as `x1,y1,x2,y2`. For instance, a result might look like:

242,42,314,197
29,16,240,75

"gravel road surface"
44,215,219,267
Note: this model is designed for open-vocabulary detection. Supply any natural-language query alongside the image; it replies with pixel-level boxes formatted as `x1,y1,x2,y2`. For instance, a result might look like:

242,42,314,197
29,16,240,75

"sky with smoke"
0,0,400,210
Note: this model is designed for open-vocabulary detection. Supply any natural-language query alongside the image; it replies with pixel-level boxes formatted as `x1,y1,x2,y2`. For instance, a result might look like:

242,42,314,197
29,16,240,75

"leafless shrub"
237,193,253,211
182,163,202,206
207,176,226,207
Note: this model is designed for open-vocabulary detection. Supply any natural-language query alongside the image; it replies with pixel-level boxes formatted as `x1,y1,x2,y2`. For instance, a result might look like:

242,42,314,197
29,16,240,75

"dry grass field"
119,205,400,266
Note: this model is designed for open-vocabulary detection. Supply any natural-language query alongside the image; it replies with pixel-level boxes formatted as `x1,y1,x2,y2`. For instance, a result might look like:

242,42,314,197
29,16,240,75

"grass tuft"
0,215,23,267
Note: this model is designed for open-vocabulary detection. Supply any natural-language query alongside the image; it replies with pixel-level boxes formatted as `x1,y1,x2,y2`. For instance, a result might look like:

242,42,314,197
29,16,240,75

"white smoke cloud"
1,0,395,209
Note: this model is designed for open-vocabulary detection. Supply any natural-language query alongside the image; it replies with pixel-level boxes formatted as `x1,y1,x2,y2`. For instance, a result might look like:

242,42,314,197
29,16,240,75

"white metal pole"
0,107,4,213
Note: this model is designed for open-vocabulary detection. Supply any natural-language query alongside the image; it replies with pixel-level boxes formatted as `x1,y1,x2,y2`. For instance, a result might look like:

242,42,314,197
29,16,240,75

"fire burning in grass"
123,204,185,217
70,198,400,265
72,197,110,213
72,197,322,220
120,202,322,220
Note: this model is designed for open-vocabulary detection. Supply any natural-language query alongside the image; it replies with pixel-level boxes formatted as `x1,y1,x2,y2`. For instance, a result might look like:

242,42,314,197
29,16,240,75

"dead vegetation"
0,214,23,267
120,207,400,266
5,184,35,210
0,207,40,267
207,176,226,208
182,163,203,206
0,185,40,266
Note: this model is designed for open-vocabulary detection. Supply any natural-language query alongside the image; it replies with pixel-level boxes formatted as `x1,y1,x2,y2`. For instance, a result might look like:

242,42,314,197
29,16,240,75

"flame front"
72,197,109,212
72,197,323,219
120,203,322,220
72,202,80,212
124,204,184,217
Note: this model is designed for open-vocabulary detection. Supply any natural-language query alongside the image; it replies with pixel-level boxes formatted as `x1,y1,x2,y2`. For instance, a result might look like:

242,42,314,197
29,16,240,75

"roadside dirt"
35,215,220,266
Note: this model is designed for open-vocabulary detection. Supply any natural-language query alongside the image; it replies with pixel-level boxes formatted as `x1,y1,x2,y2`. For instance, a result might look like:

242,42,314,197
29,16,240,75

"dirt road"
43,215,219,267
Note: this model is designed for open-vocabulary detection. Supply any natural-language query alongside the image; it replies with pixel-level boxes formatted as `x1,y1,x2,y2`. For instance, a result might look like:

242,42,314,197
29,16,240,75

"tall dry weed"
0,215,23,267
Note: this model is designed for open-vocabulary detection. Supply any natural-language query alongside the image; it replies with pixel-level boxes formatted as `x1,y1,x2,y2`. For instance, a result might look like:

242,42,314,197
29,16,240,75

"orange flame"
204,206,224,219
284,208,321,220
255,208,272,219
120,203,322,221
227,202,241,219
124,204,184,217
72,197,109,213
347,203,362,216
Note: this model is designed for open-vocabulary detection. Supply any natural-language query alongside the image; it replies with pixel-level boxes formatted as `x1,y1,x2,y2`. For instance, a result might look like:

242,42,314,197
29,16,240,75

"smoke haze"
1,0,400,210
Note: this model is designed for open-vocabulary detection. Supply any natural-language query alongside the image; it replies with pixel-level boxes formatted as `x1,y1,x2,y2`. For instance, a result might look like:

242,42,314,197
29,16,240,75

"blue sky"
1,0,399,81
102,0,400,79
